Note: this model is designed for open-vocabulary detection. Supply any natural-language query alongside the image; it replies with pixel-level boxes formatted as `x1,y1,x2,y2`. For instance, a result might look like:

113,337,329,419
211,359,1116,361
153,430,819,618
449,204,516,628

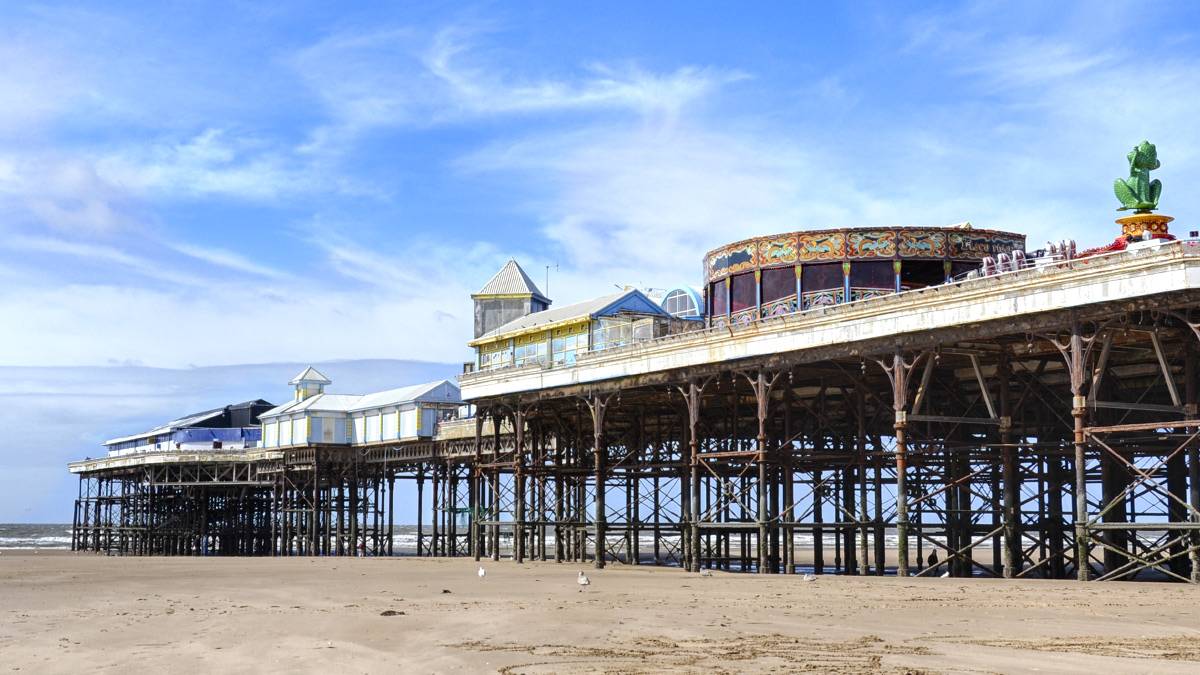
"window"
801,262,843,291
633,317,658,341
591,318,633,351
849,260,895,289
730,272,756,312
710,282,727,316
761,267,795,303
478,341,513,370
900,261,945,289
551,324,589,365
662,289,700,318
514,333,549,367
950,262,977,279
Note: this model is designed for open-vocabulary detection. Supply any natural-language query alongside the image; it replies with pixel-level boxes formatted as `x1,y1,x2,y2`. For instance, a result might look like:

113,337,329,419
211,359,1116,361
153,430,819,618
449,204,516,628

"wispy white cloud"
93,129,339,201
167,241,291,280
291,23,746,151
422,25,743,118
2,235,204,288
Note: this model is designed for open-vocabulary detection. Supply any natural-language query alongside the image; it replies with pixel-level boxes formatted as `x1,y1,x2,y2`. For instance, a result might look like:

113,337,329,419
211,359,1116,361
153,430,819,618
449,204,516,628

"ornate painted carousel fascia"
703,226,1027,282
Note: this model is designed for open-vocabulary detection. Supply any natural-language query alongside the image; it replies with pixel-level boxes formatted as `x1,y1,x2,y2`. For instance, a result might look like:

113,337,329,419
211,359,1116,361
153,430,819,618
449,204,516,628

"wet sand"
2,551,1199,673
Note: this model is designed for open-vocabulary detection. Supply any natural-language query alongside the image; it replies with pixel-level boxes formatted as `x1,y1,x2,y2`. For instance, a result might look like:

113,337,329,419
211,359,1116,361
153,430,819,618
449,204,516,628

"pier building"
258,368,461,448
704,225,1024,327
470,287,687,371
103,399,273,457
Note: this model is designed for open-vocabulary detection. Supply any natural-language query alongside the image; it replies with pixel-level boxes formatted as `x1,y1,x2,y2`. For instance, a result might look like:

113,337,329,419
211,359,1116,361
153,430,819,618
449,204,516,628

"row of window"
709,261,966,316
478,318,669,370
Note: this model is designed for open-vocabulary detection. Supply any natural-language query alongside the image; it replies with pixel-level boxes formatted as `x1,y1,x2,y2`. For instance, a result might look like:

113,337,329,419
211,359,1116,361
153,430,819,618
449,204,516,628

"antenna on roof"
545,263,558,297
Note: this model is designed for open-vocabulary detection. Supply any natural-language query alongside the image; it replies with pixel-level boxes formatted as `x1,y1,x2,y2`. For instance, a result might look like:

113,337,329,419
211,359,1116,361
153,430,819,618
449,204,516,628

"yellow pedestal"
1117,213,1173,239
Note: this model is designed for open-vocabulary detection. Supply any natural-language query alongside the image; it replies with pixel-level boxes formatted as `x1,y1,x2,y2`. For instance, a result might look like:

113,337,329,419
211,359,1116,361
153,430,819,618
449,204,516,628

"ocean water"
2,523,917,553
0,524,74,550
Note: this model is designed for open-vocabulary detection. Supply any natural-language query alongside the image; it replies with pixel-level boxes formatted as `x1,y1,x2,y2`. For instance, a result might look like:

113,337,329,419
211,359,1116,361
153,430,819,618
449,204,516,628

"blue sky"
3,1,1200,520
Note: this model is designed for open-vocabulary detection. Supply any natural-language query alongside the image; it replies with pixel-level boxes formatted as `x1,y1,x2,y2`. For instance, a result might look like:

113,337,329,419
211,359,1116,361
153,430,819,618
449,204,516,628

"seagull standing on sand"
802,573,817,582
478,566,486,579
577,571,590,591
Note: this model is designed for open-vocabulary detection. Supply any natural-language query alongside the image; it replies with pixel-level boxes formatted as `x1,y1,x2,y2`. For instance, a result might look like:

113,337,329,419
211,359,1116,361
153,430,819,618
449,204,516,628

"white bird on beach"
699,569,713,577
477,566,486,579
802,573,817,582
577,571,590,591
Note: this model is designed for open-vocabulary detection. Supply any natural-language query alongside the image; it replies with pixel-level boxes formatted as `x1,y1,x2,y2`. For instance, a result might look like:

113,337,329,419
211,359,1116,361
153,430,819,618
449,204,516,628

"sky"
3,0,1200,521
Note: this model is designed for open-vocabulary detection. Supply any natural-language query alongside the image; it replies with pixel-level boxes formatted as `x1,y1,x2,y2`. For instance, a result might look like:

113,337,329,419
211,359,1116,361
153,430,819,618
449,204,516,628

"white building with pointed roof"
288,366,332,401
259,368,462,448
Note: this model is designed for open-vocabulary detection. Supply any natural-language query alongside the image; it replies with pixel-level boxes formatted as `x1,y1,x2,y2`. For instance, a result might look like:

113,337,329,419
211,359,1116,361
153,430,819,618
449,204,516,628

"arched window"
662,288,701,318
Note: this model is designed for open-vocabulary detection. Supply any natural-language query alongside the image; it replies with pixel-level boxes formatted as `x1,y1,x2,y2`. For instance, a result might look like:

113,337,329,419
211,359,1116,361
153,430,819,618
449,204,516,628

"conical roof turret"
473,259,550,304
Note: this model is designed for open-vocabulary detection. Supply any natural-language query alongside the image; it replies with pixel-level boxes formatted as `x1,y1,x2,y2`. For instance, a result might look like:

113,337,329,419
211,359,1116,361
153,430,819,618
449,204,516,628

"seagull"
940,571,951,578
477,566,486,579
802,573,817,582
699,569,713,577
577,571,590,591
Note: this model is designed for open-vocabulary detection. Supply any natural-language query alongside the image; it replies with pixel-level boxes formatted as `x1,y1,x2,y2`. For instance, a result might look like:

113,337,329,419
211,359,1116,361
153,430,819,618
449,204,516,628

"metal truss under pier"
71,242,1200,582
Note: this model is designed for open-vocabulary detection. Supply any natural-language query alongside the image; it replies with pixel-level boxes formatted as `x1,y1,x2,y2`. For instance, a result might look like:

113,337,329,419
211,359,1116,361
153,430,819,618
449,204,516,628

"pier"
70,240,1200,581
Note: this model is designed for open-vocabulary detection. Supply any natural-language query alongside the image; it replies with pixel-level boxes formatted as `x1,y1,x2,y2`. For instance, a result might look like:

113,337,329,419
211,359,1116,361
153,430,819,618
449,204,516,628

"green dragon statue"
1114,140,1162,213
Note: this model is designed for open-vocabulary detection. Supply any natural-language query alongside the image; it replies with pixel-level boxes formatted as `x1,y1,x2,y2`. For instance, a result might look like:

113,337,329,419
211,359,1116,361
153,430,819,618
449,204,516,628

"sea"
0,524,74,550
1,523,904,553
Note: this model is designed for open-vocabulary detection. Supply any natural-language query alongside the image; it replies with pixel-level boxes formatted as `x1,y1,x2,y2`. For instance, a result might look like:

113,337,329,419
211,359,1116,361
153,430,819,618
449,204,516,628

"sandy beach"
3,551,1200,673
